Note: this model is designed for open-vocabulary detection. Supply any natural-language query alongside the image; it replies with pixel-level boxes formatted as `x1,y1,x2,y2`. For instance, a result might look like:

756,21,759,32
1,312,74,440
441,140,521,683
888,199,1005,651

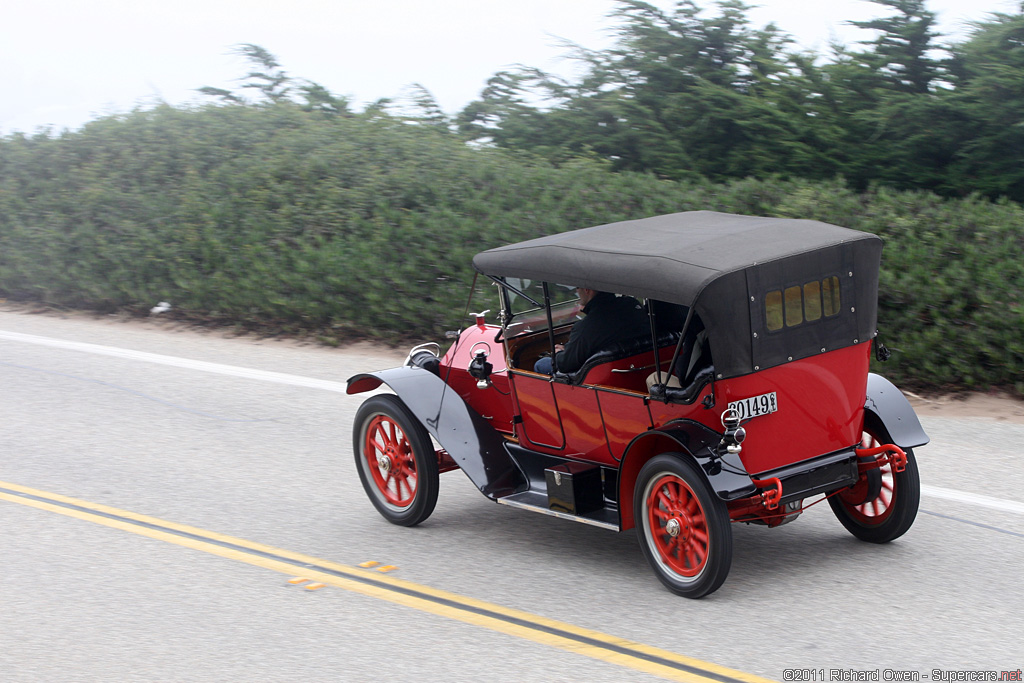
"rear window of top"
765,275,841,332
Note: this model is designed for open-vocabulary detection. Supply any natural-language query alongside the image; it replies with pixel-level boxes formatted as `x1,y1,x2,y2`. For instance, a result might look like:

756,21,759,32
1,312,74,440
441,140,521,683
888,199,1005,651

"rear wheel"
353,394,439,527
829,416,920,543
634,454,732,598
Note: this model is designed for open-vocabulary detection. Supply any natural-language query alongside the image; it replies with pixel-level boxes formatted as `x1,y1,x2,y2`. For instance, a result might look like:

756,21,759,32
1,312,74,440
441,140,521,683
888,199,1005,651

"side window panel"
823,276,841,316
784,286,803,327
765,291,784,331
804,281,822,321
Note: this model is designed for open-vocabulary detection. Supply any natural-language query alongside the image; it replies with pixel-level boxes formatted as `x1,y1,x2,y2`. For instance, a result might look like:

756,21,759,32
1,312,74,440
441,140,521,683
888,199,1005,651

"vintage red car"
347,211,928,598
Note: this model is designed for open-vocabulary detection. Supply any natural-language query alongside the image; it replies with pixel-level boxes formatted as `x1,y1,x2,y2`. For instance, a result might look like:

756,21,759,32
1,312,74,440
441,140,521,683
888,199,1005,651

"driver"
534,288,648,374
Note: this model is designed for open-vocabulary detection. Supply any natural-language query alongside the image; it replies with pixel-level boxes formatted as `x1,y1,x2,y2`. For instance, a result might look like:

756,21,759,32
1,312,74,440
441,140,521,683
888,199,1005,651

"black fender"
347,367,526,498
864,373,929,449
618,420,757,530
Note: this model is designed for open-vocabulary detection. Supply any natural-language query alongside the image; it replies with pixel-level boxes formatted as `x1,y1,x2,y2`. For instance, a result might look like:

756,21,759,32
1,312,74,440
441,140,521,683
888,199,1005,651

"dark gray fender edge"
347,367,526,498
864,373,930,449
623,422,757,502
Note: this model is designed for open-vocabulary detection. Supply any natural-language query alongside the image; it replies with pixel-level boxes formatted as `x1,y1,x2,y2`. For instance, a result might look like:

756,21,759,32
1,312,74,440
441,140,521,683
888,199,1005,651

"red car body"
348,211,928,597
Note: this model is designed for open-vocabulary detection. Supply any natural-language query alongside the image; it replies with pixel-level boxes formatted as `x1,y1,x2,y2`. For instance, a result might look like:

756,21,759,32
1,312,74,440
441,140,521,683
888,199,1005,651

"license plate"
728,392,778,420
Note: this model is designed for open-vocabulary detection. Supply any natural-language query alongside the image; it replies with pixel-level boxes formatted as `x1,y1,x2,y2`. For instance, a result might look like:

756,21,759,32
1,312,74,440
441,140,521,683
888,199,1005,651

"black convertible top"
473,211,879,306
474,211,884,379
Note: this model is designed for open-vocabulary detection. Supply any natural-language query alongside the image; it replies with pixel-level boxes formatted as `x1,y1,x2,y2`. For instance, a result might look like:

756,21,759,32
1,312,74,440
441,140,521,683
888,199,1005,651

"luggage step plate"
495,490,620,531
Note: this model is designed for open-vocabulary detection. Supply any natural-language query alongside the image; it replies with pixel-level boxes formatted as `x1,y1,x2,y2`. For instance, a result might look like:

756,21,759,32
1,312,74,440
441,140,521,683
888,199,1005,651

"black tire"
828,415,920,543
353,394,439,527
634,454,733,598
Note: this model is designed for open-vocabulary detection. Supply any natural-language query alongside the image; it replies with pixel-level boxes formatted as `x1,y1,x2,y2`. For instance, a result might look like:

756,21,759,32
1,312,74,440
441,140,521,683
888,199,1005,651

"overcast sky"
2,0,1020,135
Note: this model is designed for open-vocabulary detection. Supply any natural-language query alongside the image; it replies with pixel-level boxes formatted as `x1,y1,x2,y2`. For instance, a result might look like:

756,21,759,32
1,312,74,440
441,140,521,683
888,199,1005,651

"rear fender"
618,421,757,530
347,367,526,498
864,373,929,449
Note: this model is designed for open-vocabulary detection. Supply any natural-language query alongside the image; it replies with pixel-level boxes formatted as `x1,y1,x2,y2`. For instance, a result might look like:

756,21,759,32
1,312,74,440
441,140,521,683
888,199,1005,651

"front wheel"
353,394,439,527
828,416,920,543
634,454,733,598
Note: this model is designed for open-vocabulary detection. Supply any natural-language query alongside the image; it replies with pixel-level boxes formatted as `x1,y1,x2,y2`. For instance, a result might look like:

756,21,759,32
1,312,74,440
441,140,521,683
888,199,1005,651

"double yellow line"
0,480,776,683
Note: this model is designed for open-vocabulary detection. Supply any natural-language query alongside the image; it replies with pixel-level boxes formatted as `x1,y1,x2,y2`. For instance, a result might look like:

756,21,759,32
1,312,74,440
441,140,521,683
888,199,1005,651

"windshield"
501,279,581,337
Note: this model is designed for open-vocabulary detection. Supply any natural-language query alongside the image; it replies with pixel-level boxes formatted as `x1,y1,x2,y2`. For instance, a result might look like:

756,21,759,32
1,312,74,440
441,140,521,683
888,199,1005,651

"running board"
495,491,620,531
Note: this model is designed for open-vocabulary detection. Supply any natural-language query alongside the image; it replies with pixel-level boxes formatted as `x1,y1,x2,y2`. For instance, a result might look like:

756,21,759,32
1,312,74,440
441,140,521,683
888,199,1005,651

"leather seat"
553,331,681,386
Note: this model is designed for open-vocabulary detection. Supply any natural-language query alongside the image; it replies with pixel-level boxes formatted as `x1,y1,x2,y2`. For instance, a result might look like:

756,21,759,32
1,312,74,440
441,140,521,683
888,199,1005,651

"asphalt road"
1,309,1022,682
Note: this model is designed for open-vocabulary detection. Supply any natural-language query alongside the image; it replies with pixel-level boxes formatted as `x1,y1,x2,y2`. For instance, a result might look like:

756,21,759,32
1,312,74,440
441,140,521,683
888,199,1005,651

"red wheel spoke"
691,527,709,545
378,422,392,445
666,535,680,556
390,470,415,504
685,546,701,570
693,542,708,563
684,495,701,516
663,482,679,504
372,423,389,447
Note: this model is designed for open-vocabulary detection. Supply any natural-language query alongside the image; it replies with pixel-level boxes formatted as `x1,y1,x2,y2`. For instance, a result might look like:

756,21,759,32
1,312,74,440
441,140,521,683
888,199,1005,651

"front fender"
347,367,526,498
864,373,929,449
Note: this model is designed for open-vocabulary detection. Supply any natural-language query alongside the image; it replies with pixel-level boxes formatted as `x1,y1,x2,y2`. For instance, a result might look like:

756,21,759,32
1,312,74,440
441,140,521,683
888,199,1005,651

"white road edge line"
4,329,1024,516
919,484,1024,515
0,329,350,394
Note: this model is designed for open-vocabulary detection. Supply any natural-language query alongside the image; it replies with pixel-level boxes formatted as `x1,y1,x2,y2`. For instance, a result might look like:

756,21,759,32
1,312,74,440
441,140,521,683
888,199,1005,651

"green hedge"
2,104,1022,394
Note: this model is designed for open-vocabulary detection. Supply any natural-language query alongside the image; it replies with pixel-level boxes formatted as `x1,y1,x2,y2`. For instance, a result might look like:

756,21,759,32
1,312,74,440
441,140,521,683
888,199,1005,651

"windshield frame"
493,276,582,339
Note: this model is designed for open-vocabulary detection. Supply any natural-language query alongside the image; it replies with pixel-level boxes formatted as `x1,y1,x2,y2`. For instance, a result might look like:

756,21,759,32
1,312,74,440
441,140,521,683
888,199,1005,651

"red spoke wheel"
829,415,920,543
353,395,439,527
634,454,732,598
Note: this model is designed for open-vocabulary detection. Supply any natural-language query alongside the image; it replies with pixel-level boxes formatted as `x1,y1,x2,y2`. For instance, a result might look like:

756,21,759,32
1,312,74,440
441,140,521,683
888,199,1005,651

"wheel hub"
666,517,683,538
378,452,393,473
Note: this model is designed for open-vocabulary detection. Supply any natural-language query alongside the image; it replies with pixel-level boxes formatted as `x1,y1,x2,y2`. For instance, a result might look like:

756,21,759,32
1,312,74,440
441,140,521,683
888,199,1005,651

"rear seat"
553,331,680,390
